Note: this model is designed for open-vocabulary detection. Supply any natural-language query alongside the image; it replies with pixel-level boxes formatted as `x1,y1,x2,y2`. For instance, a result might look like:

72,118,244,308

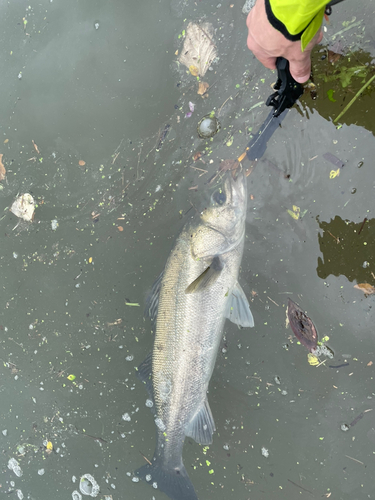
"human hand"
246,0,323,83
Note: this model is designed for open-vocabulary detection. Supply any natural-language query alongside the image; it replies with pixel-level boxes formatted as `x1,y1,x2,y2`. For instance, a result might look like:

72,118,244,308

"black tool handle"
266,57,303,117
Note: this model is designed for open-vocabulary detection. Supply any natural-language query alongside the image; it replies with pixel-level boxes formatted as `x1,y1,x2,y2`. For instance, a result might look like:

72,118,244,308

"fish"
135,170,254,500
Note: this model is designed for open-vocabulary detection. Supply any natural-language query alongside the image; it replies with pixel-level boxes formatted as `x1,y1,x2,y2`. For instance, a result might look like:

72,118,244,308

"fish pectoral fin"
185,398,216,445
185,256,223,294
225,283,254,327
144,270,164,322
136,352,155,411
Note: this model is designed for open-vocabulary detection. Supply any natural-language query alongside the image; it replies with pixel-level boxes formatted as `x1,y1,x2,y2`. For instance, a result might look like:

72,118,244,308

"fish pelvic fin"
225,282,254,327
185,398,216,445
185,256,223,294
135,459,198,500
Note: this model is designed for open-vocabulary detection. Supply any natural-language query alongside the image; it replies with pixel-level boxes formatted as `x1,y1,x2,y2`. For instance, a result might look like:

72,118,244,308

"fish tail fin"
135,459,198,500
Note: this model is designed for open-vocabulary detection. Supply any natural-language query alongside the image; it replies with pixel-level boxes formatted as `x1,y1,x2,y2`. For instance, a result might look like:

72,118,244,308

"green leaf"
327,89,336,102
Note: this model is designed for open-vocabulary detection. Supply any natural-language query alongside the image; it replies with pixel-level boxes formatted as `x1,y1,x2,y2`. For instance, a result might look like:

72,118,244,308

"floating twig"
334,73,375,123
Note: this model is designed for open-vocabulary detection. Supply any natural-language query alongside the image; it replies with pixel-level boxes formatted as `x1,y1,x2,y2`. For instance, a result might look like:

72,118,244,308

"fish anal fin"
185,256,223,294
185,399,216,445
225,283,254,327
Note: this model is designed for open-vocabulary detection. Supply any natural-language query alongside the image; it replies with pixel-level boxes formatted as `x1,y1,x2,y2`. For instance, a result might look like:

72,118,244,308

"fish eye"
212,189,226,206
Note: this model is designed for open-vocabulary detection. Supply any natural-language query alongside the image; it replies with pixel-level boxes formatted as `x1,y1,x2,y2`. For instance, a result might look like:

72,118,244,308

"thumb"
288,55,311,84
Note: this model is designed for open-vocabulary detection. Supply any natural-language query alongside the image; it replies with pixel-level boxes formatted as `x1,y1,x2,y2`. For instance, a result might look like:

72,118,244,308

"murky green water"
1,1,374,499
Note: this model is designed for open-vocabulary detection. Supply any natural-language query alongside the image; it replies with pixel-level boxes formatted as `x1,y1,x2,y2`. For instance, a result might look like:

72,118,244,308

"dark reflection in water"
316,215,374,282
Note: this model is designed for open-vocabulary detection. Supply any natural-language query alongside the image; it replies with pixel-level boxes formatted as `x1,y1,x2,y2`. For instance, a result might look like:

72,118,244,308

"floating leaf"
327,89,336,102
189,65,199,76
10,193,35,221
287,209,299,220
46,441,53,451
67,374,76,381
179,23,217,77
0,154,6,181
197,81,209,95
308,353,319,366
287,299,318,352
226,136,233,147
329,168,340,179
354,283,375,295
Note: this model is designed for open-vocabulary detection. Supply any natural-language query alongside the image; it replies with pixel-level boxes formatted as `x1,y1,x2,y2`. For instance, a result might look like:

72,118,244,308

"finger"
288,56,311,83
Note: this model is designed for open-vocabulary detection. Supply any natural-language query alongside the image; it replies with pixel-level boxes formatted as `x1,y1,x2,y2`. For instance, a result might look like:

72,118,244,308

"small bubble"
351,188,357,194
341,423,350,432
145,474,152,482
2,429,8,436
125,355,134,361
79,474,100,497
132,477,140,483
94,21,100,30
281,390,288,396
38,468,45,475
13,252,18,259
152,482,158,489
72,491,82,500
357,161,363,168
223,444,230,451
363,261,369,268
261,447,269,458
274,376,281,385
145,399,154,408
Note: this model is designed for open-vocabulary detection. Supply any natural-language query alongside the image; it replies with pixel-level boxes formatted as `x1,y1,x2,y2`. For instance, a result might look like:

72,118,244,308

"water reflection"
316,215,373,281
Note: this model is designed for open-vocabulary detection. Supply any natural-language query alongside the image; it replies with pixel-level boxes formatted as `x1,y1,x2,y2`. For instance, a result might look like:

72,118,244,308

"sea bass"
136,170,254,500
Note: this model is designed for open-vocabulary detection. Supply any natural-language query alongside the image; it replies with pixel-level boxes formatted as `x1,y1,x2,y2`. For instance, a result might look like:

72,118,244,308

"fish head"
191,170,247,259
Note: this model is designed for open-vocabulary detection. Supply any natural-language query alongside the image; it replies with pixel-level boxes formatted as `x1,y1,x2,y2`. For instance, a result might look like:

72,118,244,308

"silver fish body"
136,171,254,500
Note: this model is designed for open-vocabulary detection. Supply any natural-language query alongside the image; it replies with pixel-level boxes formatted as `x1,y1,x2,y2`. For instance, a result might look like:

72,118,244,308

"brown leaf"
367,361,373,367
354,283,375,295
287,299,318,352
117,226,124,232
32,140,40,154
0,154,6,181
197,81,209,95
78,160,86,166
193,152,202,161
328,50,341,65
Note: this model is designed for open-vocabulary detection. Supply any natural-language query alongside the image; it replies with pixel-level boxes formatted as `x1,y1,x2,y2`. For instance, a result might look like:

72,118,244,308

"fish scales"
136,171,254,500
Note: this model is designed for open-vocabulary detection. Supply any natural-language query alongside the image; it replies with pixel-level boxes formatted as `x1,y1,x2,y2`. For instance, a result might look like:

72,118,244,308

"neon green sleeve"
265,0,327,51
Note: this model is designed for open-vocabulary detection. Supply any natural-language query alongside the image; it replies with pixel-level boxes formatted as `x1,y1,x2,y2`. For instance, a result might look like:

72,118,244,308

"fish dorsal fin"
185,398,216,445
144,270,164,322
185,256,223,294
136,352,155,412
225,283,254,327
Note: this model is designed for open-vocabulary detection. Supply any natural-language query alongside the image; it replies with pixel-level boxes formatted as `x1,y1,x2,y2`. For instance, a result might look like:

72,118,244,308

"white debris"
10,193,35,221
122,413,131,422
7,458,23,477
261,447,269,458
